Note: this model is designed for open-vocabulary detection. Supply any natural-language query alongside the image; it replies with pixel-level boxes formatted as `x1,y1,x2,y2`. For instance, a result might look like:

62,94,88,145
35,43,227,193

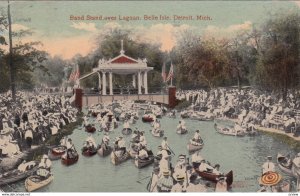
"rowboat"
111,150,130,165
97,145,112,157
48,146,66,160
214,124,245,137
150,129,164,137
187,140,204,153
196,170,233,187
25,174,54,192
176,127,188,134
61,152,79,166
142,116,154,122
122,128,132,135
0,161,38,186
277,153,296,177
198,116,214,121
134,150,154,168
85,125,96,133
82,147,97,157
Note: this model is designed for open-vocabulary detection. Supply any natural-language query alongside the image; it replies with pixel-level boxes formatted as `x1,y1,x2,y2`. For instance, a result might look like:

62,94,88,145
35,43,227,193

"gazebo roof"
110,55,138,64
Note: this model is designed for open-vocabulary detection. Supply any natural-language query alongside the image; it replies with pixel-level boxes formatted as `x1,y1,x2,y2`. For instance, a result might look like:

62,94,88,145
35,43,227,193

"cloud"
70,22,97,32
134,23,193,51
294,1,300,7
12,24,29,31
203,21,252,40
40,35,96,59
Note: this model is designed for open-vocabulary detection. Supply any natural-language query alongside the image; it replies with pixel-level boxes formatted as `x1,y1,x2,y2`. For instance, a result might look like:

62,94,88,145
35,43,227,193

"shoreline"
215,117,300,151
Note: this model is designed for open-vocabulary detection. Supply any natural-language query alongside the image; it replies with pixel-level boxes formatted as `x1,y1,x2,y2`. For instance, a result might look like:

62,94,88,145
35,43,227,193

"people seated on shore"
262,156,275,175
157,169,174,192
190,130,202,145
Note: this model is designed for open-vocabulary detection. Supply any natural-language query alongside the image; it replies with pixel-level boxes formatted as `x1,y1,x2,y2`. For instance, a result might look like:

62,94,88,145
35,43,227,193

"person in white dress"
262,156,275,175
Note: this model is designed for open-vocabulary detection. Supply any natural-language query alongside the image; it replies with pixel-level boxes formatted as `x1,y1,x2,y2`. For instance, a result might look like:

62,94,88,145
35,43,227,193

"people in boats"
101,133,110,149
153,120,161,134
116,136,126,155
262,156,275,175
37,154,52,179
157,146,171,173
199,160,222,175
161,137,170,151
186,173,207,192
60,136,68,147
191,151,204,169
139,131,147,147
157,169,174,192
138,145,149,160
123,120,130,129
190,130,202,145
84,134,97,150
292,153,300,177
149,167,161,192
131,130,140,142
171,174,187,192
17,160,28,172
83,116,89,127
177,120,186,130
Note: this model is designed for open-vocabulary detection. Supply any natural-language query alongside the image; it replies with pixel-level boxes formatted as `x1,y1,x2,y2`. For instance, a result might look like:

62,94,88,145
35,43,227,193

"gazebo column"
102,72,106,95
132,74,136,88
138,71,142,95
144,71,148,94
97,72,101,92
109,71,113,95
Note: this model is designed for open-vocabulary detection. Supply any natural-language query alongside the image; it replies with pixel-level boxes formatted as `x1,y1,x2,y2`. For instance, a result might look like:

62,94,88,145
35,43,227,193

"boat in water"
111,150,130,165
25,174,54,192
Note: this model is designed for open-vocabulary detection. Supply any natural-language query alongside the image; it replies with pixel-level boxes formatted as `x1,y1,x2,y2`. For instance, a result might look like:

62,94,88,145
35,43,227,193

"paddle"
136,175,151,184
166,144,175,156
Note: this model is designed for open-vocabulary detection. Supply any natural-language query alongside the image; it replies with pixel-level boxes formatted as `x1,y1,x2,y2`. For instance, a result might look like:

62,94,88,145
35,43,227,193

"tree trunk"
8,0,15,101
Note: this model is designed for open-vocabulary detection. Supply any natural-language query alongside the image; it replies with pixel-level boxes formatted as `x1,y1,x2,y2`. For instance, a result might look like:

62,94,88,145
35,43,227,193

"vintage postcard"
0,0,299,193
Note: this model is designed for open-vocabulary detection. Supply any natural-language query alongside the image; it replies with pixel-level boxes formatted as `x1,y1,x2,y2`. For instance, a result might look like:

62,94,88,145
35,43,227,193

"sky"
0,1,299,59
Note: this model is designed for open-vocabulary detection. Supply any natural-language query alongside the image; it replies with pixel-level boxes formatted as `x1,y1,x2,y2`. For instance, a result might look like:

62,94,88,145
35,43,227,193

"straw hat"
162,169,170,176
176,174,185,182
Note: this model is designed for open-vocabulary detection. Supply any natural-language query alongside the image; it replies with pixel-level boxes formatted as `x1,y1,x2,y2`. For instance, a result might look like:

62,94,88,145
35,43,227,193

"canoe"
142,116,154,122
0,162,38,186
85,125,96,133
135,155,155,169
97,145,112,157
61,152,79,166
214,124,245,137
198,117,214,121
176,128,188,134
25,174,54,192
196,170,233,187
150,129,164,137
111,150,130,165
82,147,97,157
48,146,66,160
187,141,204,153
122,128,132,135
277,153,296,177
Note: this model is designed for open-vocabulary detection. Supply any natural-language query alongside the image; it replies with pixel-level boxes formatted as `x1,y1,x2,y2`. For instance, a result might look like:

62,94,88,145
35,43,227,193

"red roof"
111,56,137,64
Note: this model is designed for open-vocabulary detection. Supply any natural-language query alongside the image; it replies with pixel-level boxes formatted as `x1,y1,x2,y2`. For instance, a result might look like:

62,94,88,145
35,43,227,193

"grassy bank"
31,112,84,161
259,130,300,152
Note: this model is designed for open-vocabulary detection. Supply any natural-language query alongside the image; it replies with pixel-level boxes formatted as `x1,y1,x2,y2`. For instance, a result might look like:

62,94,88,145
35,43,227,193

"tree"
255,12,300,99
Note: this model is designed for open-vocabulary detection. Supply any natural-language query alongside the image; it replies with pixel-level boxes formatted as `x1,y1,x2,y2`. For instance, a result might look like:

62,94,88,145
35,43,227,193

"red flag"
166,63,174,82
69,64,80,82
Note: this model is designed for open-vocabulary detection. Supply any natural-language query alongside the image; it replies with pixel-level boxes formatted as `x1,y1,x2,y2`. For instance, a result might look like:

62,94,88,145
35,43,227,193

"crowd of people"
176,88,300,135
0,91,78,171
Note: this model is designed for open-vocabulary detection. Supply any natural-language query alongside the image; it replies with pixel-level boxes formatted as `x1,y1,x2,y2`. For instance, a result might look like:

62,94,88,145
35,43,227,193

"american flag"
161,62,166,82
69,64,80,82
166,63,174,82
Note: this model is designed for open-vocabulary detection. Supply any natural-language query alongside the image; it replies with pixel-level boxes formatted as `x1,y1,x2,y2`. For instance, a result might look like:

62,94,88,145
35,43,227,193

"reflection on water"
7,114,297,192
